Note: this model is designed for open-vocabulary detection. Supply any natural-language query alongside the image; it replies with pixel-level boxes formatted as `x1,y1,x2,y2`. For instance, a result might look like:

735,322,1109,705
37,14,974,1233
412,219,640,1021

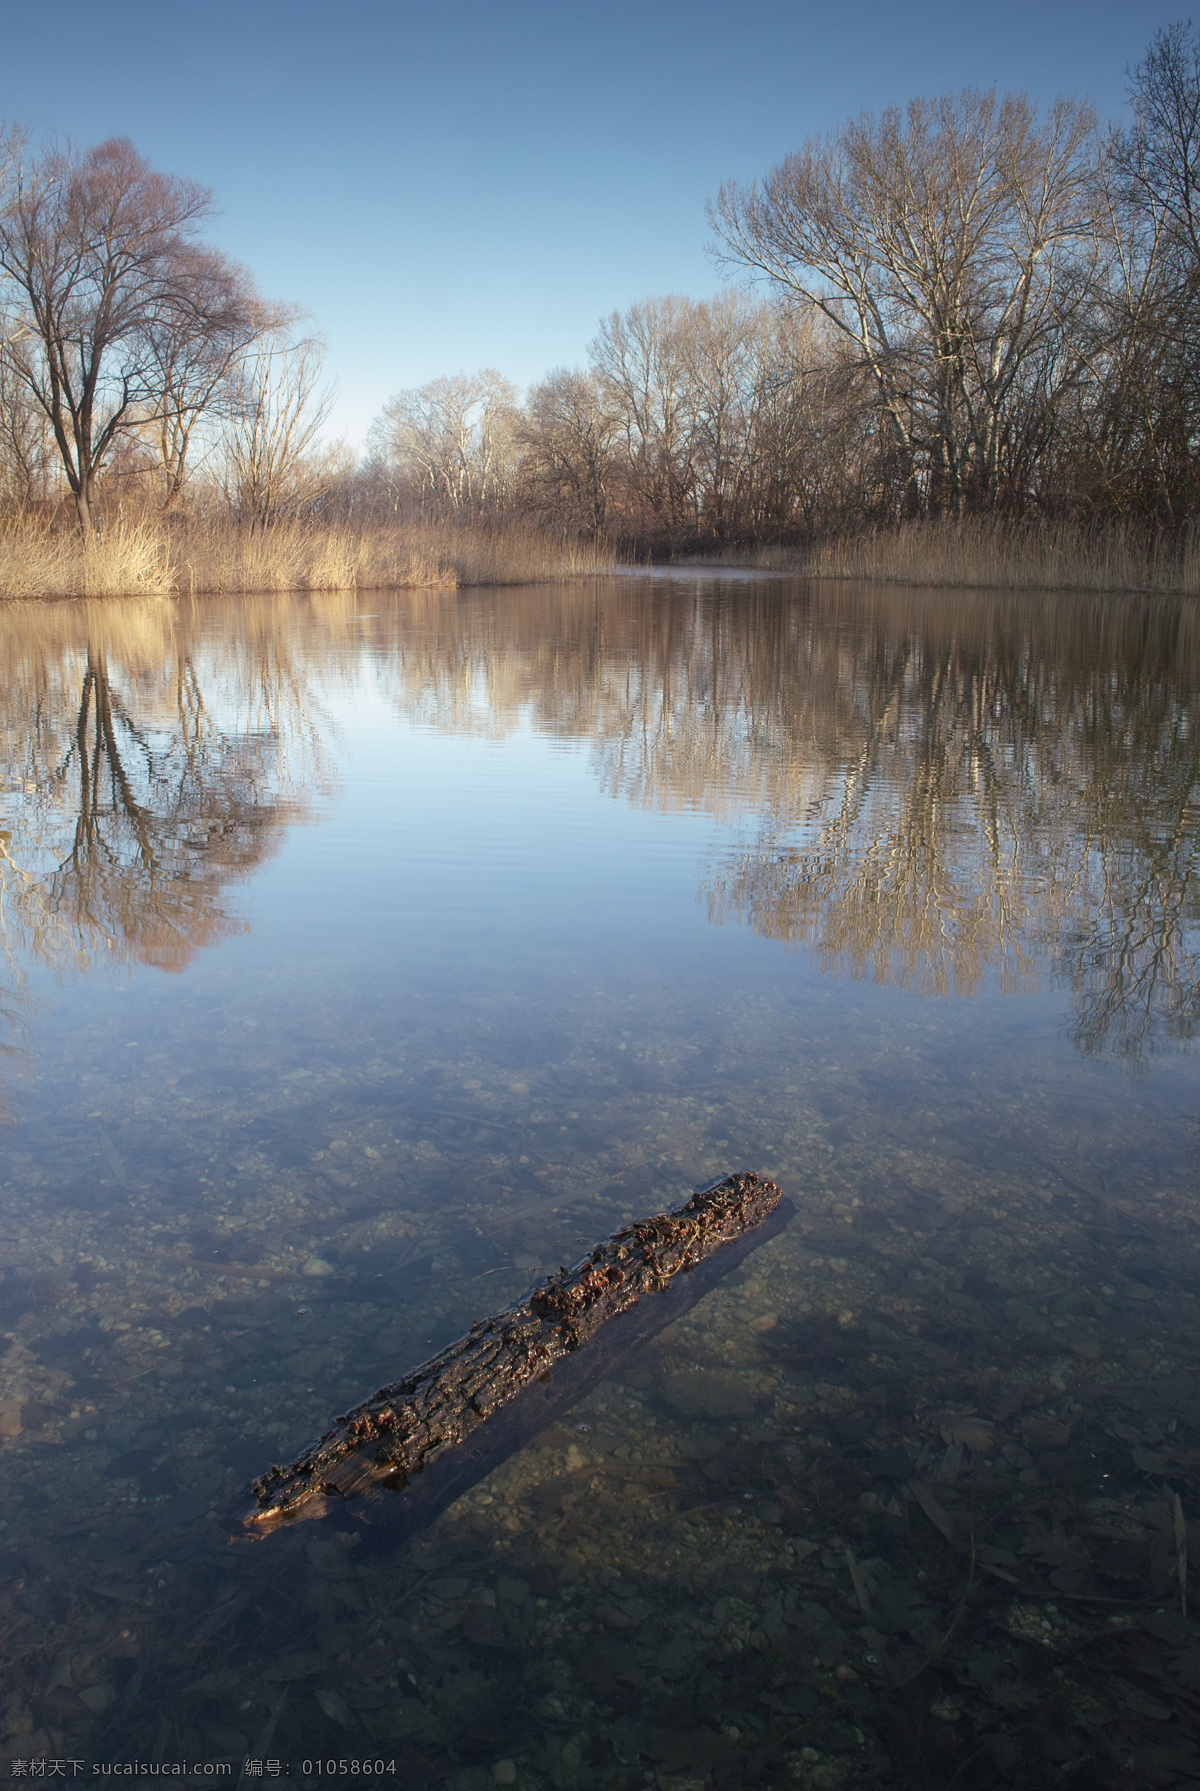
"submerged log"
243,1170,784,1535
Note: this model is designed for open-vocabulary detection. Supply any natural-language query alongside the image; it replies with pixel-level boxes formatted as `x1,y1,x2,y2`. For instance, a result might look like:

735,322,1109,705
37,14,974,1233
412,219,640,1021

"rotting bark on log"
242,1170,783,1534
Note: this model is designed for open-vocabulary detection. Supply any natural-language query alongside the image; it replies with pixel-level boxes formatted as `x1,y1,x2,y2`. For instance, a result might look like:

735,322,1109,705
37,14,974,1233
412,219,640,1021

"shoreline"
665,520,1200,599
1,516,1198,602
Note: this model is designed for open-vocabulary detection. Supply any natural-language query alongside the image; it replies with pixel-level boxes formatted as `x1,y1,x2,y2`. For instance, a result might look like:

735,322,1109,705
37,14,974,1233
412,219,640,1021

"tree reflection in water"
1,579,1197,1105
0,598,335,1113
360,578,1200,1068
685,588,1200,1068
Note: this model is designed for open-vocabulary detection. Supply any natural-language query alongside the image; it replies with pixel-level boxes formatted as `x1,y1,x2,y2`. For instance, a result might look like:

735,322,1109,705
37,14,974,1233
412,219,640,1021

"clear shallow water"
0,579,1198,1788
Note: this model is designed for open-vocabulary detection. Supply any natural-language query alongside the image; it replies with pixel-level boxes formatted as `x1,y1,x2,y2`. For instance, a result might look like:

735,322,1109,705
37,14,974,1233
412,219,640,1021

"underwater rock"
659,1370,757,1421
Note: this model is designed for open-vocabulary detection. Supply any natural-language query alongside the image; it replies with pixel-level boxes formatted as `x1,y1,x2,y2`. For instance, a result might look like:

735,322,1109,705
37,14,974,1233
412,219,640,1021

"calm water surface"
1,578,1199,1789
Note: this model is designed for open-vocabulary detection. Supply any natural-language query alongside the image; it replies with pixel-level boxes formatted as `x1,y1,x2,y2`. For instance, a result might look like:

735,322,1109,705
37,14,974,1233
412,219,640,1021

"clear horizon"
0,0,1176,449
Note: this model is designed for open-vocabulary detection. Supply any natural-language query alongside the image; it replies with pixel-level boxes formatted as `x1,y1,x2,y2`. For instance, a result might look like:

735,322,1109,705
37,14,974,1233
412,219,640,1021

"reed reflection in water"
0,580,1197,1788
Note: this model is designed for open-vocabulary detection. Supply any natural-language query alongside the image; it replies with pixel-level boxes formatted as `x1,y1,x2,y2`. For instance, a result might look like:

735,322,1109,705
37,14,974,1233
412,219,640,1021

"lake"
0,575,1198,1788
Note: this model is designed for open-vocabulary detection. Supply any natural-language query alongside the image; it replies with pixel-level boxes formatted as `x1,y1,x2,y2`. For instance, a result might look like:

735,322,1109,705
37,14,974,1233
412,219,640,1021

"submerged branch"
243,1170,783,1534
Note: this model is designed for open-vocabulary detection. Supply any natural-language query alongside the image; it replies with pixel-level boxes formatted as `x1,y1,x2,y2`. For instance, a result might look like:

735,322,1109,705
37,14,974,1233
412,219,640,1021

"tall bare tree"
218,318,335,528
0,136,257,538
1125,21,1200,266
710,90,1103,517
1086,20,1200,518
590,296,698,538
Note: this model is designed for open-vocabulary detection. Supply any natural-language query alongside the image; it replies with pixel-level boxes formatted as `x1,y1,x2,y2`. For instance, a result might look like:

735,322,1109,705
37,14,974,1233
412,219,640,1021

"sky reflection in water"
0,578,1198,1786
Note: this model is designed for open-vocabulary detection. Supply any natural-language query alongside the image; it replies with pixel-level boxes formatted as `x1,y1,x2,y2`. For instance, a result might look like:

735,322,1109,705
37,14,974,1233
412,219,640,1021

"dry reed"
0,516,609,600
11,513,1194,603
0,518,173,598
691,520,1200,596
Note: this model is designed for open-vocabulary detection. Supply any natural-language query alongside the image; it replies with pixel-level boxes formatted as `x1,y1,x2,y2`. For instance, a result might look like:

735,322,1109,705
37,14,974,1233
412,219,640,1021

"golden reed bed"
0,517,608,599
4,515,1199,601
690,519,1200,597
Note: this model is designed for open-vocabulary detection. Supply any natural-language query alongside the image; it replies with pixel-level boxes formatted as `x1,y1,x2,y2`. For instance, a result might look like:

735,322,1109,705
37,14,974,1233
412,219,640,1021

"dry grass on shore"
692,520,1200,596
8,513,1197,602
0,519,172,598
0,516,608,600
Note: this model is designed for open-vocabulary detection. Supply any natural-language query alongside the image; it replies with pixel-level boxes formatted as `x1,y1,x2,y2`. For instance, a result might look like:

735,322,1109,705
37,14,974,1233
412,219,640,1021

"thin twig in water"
907,1476,966,1549
238,1692,286,1788
845,1546,872,1613
887,1544,979,1691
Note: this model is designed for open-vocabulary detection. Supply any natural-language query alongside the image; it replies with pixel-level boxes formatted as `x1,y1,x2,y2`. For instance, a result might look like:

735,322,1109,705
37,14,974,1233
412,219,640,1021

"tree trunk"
243,1171,784,1534
75,482,94,543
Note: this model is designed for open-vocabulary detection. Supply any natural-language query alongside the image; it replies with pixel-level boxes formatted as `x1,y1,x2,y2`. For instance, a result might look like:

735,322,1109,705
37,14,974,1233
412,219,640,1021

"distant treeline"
2,23,1200,556
358,24,1200,551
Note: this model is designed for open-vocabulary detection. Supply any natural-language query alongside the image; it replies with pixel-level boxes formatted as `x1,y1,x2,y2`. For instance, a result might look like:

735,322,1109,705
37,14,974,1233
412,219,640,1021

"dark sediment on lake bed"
243,1169,783,1533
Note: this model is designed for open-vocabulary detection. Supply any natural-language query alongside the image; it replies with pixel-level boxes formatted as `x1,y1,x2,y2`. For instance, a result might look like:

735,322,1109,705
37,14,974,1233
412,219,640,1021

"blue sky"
0,0,1177,448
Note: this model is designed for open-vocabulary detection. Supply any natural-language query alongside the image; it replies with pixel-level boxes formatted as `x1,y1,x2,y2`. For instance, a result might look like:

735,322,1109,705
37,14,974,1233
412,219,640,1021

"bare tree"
710,90,1103,517
1085,21,1200,518
369,370,519,518
517,368,617,536
1125,21,1200,265
589,297,698,538
494,293,854,547
143,249,262,511
0,136,255,538
218,318,335,528
737,302,861,535
682,291,759,542
0,343,57,509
